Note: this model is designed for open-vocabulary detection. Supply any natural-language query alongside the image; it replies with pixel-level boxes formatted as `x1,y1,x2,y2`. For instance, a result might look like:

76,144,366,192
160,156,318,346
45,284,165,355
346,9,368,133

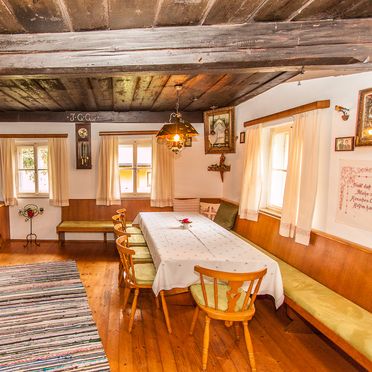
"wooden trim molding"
244,100,330,127
0,133,68,138
99,130,158,136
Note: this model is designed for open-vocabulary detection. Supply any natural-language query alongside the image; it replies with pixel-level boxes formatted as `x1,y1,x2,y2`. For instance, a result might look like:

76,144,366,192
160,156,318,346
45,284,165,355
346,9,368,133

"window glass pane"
120,169,134,193
137,144,152,166
268,170,287,208
38,170,49,193
137,168,152,193
271,131,289,170
18,146,34,170
37,146,48,169
118,144,133,166
18,170,36,193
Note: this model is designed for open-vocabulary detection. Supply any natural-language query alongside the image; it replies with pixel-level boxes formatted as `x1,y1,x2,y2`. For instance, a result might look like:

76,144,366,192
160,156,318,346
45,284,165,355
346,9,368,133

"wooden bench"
232,232,372,370
56,221,113,246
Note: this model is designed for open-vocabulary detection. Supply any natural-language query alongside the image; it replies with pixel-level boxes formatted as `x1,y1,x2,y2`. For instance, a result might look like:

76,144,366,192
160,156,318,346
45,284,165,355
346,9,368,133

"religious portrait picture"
355,87,372,146
203,106,235,154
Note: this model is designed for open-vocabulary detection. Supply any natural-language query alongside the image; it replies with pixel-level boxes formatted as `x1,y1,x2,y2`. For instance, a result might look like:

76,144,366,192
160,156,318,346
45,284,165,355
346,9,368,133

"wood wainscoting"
234,211,372,312
0,203,10,248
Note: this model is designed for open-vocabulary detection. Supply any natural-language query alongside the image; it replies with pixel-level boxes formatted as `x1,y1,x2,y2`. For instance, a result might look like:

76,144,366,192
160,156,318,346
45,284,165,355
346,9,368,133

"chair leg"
202,315,210,371
234,322,240,340
160,290,172,334
118,263,124,287
155,295,160,309
189,306,199,335
123,287,131,311
243,321,256,372
128,288,139,333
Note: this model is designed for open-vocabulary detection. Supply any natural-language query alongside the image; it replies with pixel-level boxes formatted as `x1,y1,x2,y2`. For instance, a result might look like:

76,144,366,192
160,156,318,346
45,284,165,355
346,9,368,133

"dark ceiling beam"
0,110,204,123
0,19,370,77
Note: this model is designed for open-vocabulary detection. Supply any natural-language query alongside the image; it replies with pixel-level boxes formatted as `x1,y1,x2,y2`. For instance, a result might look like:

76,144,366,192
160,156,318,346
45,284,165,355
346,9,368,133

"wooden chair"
113,223,147,247
116,236,172,334
189,265,267,371
112,214,141,234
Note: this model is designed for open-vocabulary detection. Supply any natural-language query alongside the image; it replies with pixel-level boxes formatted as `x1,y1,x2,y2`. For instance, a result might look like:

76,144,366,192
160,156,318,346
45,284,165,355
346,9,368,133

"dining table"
133,212,284,308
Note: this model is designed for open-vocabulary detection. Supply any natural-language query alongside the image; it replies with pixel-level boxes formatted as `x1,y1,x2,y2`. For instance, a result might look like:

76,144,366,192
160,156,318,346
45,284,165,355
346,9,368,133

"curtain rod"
244,100,330,128
99,130,158,136
0,133,68,138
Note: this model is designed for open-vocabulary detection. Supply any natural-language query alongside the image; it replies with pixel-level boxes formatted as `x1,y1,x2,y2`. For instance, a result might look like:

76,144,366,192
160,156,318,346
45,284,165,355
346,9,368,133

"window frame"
266,124,291,213
16,142,49,198
118,138,152,197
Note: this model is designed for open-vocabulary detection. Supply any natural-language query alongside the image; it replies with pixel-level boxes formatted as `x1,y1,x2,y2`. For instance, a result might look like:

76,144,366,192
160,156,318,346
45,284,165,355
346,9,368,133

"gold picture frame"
203,106,235,154
355,88,372,146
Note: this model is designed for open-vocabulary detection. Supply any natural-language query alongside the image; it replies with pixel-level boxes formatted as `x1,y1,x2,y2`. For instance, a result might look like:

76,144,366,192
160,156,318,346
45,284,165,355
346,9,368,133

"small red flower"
181,218,191,224
27,209,35,218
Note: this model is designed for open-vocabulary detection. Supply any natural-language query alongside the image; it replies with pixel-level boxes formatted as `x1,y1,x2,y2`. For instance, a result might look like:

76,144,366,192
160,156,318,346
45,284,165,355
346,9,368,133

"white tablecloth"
134,212,284,308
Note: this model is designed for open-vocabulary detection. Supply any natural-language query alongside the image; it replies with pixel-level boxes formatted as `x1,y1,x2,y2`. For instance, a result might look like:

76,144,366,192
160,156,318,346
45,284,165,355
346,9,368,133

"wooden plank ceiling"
0,0,370,113
0,71,298,112
0,0,370,33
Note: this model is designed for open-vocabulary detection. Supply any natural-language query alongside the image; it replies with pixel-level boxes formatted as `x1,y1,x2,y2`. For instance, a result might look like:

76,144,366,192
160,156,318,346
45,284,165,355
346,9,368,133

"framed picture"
335,136,354,151
355,88,372,146
204,106,235,154
184,137,192,147
239,131,245,144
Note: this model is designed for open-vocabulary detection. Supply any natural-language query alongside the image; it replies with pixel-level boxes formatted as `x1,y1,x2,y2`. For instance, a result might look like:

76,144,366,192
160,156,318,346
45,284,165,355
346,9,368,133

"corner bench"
232,232,372,370
56,221,113,246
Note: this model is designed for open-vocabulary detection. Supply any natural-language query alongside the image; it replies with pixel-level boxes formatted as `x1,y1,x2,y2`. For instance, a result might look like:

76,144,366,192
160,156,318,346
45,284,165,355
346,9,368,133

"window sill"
259,208,281,220
17,195,49,199
120,195,150,200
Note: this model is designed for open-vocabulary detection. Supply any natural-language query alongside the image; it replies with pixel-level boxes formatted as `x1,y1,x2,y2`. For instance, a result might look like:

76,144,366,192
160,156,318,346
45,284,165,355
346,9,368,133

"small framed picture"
335,136,354,151
239,131,245,144
184,137,192,147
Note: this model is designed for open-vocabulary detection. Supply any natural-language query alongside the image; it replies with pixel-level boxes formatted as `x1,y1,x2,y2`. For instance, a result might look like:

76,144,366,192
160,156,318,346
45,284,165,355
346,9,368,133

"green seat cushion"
213,202,238,230
126,226,142,234
58,220,113,231
134,263,156,285
128,234,146,246
132,246,153,264
230,231,372,361
190,283,246,312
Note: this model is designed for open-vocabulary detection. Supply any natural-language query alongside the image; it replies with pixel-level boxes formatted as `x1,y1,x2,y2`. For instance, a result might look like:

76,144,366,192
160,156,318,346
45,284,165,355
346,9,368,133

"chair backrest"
112,214,124,228
115,209,127,226
194,265,267,313
116,235,137,285
113,223,130,238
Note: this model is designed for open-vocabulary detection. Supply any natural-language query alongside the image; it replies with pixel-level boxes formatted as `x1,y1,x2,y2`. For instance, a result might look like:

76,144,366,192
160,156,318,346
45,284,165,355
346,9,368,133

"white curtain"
0,139,17,206
48,138,69,206
239,125,262,221
279,110,320,246
96,136,121,206
150,137,174,207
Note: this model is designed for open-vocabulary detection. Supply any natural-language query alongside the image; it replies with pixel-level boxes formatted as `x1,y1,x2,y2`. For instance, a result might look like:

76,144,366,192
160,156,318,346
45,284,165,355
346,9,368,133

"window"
17,143,49,196
267,126,290,211
119,140,152,195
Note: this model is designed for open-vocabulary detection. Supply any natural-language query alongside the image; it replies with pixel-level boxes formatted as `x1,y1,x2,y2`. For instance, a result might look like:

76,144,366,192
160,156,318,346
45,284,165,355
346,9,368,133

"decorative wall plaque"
75,123,92,169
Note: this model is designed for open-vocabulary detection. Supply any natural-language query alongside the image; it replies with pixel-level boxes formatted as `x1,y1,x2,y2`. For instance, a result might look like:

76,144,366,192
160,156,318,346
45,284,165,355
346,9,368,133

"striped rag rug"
0,261,110,371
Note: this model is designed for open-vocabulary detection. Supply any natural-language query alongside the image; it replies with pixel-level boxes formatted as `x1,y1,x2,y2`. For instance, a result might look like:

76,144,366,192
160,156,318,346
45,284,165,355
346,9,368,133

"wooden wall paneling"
6,0,69,32
108,0,158,29
37,79,77,110
233,213,372,312
113,76,138,111
155,0,210,26
62,0,108,31
254,0,310,21
89,77,113,110
0,204,10,247
13,79,62,110
151,75,191,111
0,0,24,33
61,199,173,222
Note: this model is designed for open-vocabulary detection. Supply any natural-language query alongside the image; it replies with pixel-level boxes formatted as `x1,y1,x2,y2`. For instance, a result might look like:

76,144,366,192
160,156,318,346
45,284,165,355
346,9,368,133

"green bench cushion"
231,231,372,362
57,221,113,232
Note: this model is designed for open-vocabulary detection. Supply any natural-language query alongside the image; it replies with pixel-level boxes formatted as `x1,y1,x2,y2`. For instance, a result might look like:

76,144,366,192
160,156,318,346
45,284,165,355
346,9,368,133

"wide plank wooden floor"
0,241,364,372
